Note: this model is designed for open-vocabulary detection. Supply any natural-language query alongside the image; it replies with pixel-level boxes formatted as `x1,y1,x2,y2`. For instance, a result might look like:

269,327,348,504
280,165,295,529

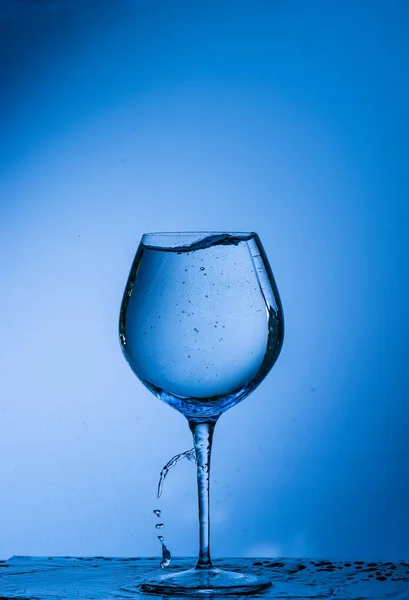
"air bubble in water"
153,509,161,517
155,523,164,529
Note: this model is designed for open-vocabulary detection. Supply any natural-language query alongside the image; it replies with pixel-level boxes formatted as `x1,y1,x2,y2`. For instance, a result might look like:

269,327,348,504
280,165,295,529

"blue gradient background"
1,0,408,561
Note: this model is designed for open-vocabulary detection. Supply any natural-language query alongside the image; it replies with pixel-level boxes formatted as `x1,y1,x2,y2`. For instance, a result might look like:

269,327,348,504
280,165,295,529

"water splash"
159,539,172,569
153,511,171,568
151,448,199,569
157,447,197,498
144,232,255,254
152,448,198,569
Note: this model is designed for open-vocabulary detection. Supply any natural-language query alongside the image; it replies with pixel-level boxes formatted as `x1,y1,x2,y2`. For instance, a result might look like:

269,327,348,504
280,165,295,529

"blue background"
1,0,408,560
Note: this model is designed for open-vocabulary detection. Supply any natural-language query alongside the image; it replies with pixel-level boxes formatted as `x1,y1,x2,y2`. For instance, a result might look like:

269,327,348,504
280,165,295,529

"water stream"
154,447,197,568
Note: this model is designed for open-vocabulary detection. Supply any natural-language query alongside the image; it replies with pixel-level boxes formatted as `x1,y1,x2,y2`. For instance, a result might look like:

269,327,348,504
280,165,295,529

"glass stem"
189,419,216,570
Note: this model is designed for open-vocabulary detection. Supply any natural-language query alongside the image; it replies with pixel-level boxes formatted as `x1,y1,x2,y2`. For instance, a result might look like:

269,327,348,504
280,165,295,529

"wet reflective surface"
1,556,409,599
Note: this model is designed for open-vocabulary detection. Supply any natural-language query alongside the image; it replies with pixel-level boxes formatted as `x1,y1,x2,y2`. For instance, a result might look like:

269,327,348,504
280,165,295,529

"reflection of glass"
119,232,284,595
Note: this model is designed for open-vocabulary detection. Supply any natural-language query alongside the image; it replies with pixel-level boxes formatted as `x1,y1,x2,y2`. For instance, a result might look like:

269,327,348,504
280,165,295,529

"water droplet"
158,535,164,542
153,509,161,517
156,523,164,529
200,267,205,271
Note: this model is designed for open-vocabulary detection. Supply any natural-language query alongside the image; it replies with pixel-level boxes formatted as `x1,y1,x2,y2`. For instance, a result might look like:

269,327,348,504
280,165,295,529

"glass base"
132,567,272,596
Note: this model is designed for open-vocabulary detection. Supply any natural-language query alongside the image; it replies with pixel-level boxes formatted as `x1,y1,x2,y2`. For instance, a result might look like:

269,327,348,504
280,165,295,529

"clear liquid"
153,449,196,569
157,448,196,498
153,508,172,568
119,233,283,419
159,540,172,569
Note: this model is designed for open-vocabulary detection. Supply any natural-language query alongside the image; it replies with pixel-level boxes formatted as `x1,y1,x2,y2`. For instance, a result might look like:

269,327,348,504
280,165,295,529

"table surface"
1,556,409,599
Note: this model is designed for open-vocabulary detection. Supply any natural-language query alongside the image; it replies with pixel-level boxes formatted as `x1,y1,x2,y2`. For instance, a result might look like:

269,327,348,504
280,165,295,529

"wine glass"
119,232,284,595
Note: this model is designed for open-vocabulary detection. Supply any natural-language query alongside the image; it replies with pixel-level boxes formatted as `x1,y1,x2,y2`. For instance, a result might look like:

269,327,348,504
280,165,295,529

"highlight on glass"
119,232,284,595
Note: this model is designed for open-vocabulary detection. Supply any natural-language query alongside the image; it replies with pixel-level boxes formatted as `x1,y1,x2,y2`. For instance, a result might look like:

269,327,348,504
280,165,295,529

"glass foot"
129,567,272,596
